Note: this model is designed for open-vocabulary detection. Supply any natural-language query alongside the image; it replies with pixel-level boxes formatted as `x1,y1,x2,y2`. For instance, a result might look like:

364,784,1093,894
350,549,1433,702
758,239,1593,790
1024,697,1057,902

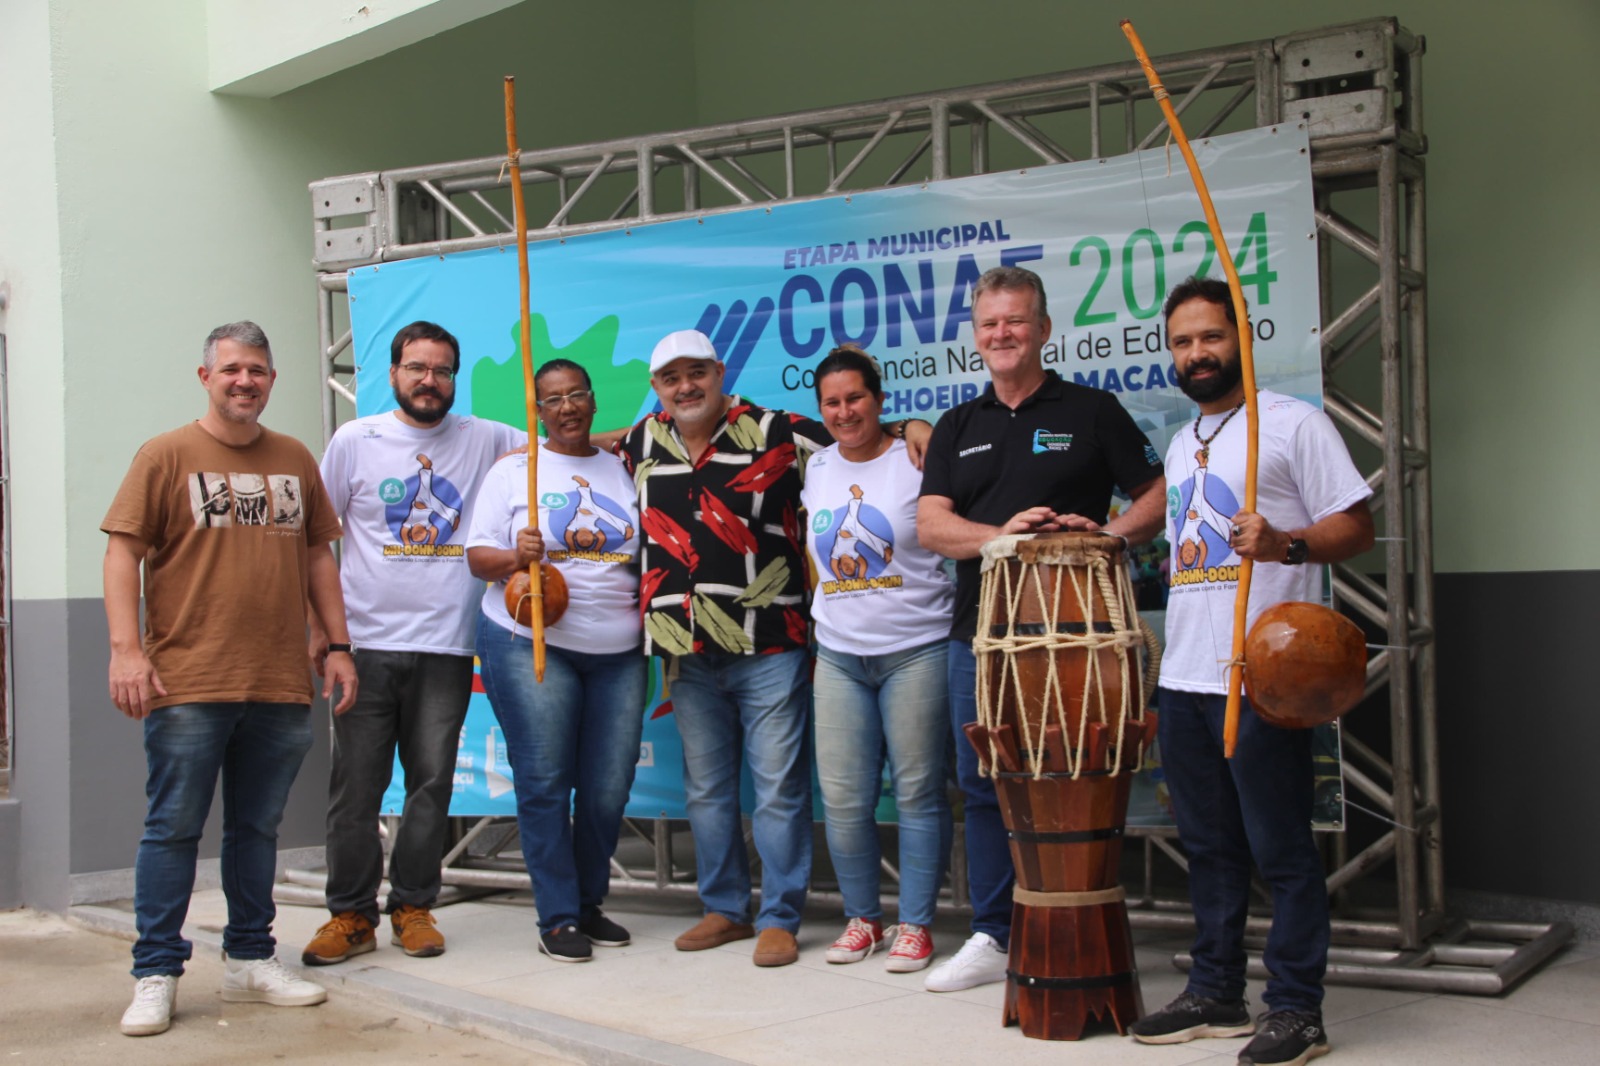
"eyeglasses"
535,389,594,411
397,363,455,382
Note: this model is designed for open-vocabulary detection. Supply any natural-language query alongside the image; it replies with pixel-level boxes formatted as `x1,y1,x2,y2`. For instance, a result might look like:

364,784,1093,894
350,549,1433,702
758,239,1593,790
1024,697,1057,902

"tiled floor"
144,885,1600,1066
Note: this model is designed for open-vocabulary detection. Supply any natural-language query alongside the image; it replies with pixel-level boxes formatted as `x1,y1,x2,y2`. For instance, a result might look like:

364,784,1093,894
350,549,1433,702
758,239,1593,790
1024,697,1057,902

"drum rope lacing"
973,534,1162,780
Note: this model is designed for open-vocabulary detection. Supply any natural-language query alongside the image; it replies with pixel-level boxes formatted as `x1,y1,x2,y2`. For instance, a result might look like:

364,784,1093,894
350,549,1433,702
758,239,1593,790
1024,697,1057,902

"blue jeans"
948,639,1012,947
133,702,313,977
813,641,951,927
670,650,813,932
476,615,647,933
1157,687,1329,1011
325,650,474,923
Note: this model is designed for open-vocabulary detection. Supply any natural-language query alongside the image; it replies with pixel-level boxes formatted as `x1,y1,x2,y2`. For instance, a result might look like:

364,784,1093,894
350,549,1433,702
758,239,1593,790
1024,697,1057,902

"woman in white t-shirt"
465,359,644,964
801,345,954,974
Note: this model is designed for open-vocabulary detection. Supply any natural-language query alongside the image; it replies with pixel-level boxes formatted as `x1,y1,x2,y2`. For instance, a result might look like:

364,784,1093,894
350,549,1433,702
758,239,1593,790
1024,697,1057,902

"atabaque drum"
967,531,1159,1040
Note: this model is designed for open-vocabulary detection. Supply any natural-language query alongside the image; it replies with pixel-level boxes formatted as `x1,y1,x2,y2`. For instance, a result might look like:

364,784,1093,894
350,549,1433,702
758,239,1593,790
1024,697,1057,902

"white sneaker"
220,954,328,1006
121,975,178,1036
922,931,1008,992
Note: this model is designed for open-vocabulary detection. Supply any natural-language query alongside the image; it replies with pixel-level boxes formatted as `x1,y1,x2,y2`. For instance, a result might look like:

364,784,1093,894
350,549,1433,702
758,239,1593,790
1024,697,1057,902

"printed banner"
359,124,1340,826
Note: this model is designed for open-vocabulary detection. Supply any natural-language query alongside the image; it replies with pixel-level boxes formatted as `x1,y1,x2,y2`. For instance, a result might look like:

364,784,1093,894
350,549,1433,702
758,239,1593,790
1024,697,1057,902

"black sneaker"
1130,990,1256,1044
538,924,593,963
578,908,631,947
1238,1009,1330,1065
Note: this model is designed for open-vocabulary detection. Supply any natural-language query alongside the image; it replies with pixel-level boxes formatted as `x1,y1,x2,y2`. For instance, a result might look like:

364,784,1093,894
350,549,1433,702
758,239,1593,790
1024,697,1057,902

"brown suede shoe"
752,927,799,967
302,912,376,966
390,905,446,958
674,913,755,952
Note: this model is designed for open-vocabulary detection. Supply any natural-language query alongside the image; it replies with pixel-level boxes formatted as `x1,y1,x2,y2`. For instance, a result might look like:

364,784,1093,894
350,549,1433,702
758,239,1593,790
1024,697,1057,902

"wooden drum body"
966,532,1158,1041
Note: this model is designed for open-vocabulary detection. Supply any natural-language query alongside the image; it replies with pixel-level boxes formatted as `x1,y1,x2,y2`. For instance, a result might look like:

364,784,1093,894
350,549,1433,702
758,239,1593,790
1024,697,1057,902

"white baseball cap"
649,329,721,374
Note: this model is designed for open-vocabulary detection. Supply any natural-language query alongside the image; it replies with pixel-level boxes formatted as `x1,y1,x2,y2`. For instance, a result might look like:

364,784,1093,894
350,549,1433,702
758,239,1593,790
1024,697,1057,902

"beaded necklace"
1192,398,1246,462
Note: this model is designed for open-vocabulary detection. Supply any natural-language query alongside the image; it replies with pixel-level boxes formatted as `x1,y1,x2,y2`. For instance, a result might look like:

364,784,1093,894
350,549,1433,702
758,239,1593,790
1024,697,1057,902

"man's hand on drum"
1226,510,1290,562
514,526,546,568
999,506,1063,535
1054,513,1105,533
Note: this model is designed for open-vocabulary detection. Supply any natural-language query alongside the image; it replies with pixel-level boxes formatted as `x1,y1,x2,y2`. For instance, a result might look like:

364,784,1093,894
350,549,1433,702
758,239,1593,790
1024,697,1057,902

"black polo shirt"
919,370,1163,641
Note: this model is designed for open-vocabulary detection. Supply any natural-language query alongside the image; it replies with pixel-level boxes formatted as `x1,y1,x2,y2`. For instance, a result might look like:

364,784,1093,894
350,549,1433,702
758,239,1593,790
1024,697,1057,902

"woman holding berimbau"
466,359,643,964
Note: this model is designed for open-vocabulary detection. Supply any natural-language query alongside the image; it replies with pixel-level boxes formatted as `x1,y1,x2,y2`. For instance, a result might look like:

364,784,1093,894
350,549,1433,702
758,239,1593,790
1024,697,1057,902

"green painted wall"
0,0,69,603
8,0,1596,908
23,0,1599,594
688,0,1599,574
48,0,698,600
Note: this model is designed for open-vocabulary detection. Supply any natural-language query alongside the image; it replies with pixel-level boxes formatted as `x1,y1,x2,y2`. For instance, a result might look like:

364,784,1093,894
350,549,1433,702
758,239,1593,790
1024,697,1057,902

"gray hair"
203,321,273,370
971,266,1049,322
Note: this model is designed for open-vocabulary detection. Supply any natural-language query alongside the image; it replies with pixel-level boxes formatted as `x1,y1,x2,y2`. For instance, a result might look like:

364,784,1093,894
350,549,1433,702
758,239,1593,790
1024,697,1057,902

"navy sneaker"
538,924,593,963
1238,1009,1330,1065
1130,990,1256,1044
578,909,631,947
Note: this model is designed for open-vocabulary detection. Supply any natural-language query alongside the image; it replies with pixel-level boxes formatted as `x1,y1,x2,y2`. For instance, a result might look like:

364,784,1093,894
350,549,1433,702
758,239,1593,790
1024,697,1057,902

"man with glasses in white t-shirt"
304,321,524,967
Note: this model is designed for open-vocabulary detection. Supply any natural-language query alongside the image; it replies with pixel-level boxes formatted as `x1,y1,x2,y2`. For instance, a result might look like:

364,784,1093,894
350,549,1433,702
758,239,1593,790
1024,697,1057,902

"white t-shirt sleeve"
318,428,354,517
1291,409,1373,522
465,458,518,551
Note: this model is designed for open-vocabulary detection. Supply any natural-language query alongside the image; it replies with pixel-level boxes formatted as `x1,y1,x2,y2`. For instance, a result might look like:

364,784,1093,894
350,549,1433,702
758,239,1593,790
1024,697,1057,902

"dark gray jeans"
325,650,473,923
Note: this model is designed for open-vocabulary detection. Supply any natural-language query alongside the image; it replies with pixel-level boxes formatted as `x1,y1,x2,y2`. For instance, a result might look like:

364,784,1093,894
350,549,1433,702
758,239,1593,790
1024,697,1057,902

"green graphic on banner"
469,315,651,433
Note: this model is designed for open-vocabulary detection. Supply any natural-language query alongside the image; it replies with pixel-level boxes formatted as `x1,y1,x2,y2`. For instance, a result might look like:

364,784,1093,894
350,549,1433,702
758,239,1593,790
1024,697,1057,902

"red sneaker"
885,923,934,973
825,917,884,964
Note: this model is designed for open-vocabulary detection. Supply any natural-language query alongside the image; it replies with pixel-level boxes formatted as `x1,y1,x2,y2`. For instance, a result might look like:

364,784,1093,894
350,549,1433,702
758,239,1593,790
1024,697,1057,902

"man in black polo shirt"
917,266,1165,992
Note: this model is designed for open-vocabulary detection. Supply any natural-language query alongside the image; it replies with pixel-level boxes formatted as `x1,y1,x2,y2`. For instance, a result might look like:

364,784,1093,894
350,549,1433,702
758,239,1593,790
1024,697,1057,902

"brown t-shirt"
101,422,342,709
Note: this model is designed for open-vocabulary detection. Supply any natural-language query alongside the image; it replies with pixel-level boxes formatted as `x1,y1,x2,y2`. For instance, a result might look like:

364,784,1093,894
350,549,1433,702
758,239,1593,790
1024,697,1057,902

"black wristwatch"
1283,538,1309,565
326,642,354,655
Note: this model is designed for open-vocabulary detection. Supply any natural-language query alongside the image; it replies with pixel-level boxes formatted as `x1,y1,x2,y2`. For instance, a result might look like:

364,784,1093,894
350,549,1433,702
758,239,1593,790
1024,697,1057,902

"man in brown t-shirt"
101,321,358,1038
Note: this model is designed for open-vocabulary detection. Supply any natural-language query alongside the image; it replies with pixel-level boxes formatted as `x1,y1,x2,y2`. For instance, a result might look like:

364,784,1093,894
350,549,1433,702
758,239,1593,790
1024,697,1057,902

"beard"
395,384,455,424
217,392,262,423
1174,355,1243,404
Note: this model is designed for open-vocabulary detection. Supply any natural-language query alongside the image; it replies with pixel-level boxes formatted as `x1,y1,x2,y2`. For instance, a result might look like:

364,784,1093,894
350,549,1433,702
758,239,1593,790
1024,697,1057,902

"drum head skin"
504,564,571,628
1244,601,1366,728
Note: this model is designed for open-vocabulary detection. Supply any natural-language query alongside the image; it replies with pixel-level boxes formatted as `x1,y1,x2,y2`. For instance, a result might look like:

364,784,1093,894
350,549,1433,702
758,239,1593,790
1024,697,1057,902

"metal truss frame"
307,17,1570,994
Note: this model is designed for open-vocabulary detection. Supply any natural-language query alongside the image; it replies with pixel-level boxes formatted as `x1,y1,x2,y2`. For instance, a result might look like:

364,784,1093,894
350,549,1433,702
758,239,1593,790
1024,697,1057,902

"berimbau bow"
504,76,549,682
1120,21,1259,757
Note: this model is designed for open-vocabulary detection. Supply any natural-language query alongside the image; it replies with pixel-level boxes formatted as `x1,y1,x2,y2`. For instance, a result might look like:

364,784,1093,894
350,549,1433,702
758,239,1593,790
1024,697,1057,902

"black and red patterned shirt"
618,398,831,657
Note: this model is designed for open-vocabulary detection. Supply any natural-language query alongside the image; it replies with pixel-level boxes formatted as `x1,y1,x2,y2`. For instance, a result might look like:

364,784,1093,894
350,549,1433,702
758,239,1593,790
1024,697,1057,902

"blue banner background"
354,125,1331,824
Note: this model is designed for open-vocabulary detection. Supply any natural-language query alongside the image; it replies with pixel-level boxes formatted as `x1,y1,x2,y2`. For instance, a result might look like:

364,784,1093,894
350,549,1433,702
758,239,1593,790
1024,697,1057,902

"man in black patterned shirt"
617,329,928,969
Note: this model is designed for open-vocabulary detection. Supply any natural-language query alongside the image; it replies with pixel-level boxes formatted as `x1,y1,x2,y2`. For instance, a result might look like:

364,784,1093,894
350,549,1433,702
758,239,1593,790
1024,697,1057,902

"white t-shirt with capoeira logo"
1160,390,1372,694
801,439,954,656
321,411,525,655
466,444,642,656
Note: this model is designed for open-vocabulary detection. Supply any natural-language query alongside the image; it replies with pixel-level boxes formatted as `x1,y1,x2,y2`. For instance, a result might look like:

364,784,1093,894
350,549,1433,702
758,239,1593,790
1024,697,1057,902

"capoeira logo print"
541,475,634,560
1172,449,1239,573
383,453,467,548
811,484,895,583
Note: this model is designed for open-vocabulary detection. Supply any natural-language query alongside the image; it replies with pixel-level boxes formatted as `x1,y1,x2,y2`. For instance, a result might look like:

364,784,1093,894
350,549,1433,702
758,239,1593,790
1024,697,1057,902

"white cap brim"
649,329,721,374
